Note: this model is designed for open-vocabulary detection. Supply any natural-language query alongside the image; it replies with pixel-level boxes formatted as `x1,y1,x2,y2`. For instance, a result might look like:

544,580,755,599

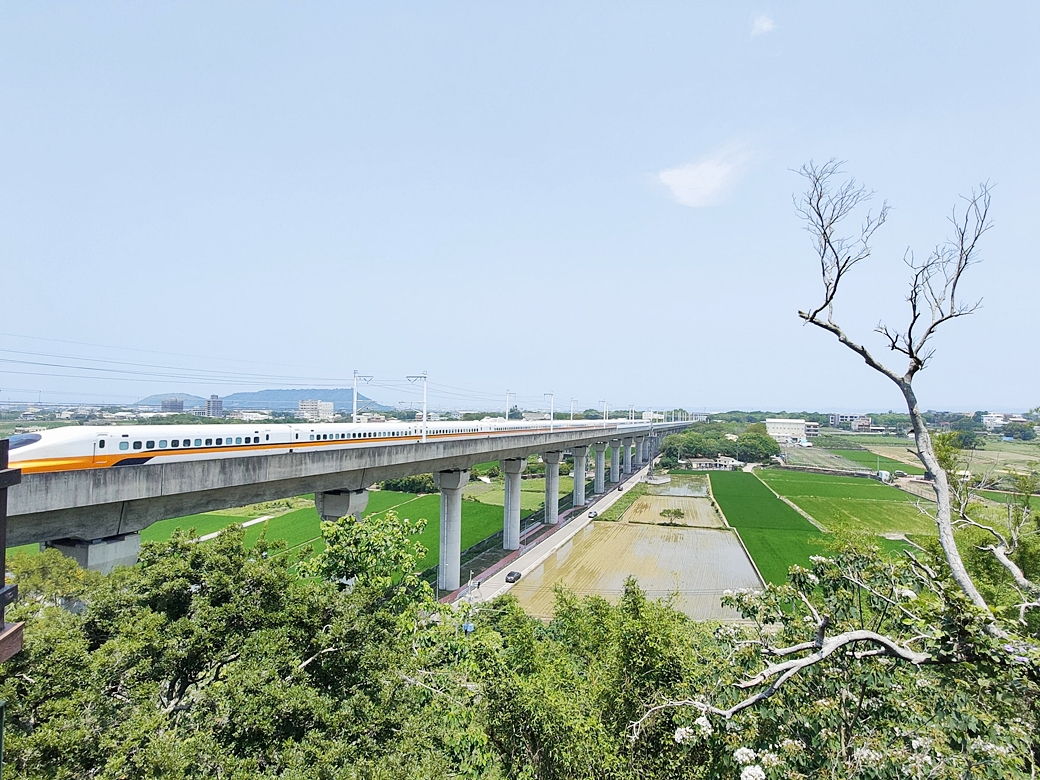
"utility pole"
352,370,372,424
505,390,515,422
407,372,428,442
545,392,554,432
600,400,608,421
570,398,576,421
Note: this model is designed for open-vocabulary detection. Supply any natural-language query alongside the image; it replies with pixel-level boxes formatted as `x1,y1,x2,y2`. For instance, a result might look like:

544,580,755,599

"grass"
597,483,649,522
705,471,824,585
827,449,925,475
757,470,936,536
979,490,1040,510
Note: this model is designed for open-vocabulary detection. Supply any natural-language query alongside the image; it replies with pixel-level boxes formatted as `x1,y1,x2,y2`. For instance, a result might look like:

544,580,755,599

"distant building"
683,456,743,471
204,395,223,418
230,410,271,421
981,413,1006,431
828,413,872,431
642,411,665,421
161,398,185,413
522,412,550,421
298,399,334,421
804,421,820,437
358,412,387,423
766,418,808,443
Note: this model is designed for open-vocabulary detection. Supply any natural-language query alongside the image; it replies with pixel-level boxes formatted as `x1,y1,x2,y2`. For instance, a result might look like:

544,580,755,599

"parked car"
505,570,522,584
588,510,598,518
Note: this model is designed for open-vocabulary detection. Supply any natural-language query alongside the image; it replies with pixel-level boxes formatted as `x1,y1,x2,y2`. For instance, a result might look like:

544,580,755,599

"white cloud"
751,14,775,37
657,145,751,208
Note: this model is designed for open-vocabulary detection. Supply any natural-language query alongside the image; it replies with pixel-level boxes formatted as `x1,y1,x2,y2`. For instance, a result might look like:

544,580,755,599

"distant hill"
136,393,207,409
137,388,390,412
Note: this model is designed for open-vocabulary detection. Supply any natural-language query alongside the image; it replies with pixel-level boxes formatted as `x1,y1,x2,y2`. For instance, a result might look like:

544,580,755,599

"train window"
146,441,155,449
172,440,180,447
245,437,251,444
133,441,143,450
309,435,314,441
216,438,222,445
194,439,202,446
159,440,167,448
235,437,242,444
205,439,213,446
119,441,129,451
98,439,106,449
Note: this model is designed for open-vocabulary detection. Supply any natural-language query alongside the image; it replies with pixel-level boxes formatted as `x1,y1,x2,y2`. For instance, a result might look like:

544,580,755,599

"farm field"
979,490,1040,510
706,471,824,585
870,439,1040,479
648,474,709,497
464,476,573,512
623,495,723,528
780,447,864,471
829,448,925,475
756,470,936,536
509,522,762,621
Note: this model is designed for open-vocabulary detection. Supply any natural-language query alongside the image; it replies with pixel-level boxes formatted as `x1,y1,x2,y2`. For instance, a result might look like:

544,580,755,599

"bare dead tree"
629,161,1039,738
795,159,1003,619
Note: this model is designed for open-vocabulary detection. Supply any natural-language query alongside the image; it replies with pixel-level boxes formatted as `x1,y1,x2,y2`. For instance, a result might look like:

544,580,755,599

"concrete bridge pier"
593,442,607,493
623,437,634,475
501,457,526,550
315,489,370,521
433,469,469,592
609,439,622,483
571,445,587,507
543,452,562,524
46,534,141,575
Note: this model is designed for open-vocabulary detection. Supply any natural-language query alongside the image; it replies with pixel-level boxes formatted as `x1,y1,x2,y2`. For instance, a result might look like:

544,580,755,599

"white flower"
805,572,819,585
740,766,766,780
733,747,757,764
780,739,804,754
853,746,883,766
809,555,829,564
915,677,931,688
759,751,780,768
695,715,713,736
899,588,917,600
673,726,695,744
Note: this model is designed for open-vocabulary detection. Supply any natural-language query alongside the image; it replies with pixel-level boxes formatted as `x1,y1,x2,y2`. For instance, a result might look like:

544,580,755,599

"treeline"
0,523,1034,779
658,423,781,467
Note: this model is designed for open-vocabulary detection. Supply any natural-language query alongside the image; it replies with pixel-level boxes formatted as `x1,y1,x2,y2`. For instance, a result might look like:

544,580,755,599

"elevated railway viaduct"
8,423,686,589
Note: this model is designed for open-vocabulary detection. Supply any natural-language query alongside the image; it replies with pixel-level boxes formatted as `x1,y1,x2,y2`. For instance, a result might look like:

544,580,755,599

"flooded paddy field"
646,474,709,497
623,495,723,528
510,522,762,621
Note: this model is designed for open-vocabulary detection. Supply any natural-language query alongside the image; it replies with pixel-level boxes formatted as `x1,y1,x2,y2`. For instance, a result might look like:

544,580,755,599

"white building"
766,418,808,443
828,413,872,431
804,421,820,437
298,399,334,421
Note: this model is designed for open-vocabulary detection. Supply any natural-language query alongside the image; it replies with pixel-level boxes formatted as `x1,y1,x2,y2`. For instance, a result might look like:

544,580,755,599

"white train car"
7,418,641,475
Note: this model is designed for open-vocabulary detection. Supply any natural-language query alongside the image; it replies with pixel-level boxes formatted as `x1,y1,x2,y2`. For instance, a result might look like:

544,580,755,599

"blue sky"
2,3,1037,414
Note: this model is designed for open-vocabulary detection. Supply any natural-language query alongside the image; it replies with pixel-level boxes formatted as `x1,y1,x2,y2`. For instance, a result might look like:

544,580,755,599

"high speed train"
7,418,645,475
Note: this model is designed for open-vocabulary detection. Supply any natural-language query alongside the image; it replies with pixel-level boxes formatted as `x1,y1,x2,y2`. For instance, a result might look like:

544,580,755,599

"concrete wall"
7,424,687,546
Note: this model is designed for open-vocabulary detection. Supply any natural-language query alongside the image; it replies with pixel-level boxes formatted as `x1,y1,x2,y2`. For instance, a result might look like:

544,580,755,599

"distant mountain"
136,388,390,412
136,393,207,408
221,388,390,412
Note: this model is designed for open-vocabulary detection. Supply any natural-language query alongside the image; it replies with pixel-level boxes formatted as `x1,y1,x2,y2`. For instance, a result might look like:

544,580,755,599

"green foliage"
659,507,685,521
382,473,437,493
299,508,428,589
661,426,780,465
1002,422,1037,440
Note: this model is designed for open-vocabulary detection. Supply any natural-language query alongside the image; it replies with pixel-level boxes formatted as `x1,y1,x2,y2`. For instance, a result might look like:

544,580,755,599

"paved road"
461,464,651,603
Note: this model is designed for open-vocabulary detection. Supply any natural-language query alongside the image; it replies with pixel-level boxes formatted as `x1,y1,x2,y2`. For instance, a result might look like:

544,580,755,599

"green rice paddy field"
705,471,825,585
756,470,936,536
826,449,925,475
